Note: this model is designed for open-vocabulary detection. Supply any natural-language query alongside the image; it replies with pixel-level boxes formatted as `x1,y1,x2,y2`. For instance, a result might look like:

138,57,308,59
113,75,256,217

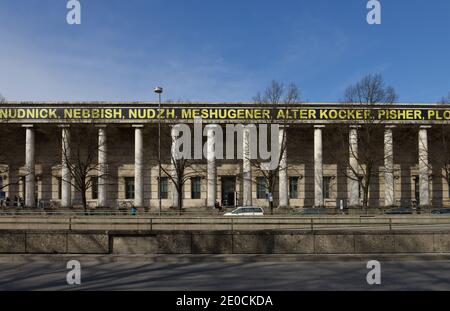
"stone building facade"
0,102,450,210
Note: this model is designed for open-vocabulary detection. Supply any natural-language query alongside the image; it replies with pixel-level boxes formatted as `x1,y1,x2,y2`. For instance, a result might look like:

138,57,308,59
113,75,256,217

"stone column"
61,126,72,208
133,125,144,208
314,125,325,207
384,126,395,207
171,126,180,209
206,125,217,208
348,126,360,206
24,125,35,208
278,127,288,208
97,126,108,207
418,126,430,207
242,126,252,206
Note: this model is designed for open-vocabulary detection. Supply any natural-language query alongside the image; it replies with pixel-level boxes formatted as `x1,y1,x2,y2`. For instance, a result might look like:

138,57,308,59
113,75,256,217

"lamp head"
154,86,163,94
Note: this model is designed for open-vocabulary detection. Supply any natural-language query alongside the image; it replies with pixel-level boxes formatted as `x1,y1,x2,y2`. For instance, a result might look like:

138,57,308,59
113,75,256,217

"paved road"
1,256,450,291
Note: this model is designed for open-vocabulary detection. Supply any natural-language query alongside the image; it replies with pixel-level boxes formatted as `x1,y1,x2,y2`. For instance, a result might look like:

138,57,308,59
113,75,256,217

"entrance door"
221,177,236,207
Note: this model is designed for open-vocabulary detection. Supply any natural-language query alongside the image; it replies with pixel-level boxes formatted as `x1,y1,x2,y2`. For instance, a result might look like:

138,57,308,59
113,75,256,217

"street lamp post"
154,86,163,216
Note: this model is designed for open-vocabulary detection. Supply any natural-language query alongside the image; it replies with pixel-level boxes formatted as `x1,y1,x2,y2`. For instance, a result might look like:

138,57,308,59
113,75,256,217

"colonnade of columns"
21,124,431,208
22,125,109,208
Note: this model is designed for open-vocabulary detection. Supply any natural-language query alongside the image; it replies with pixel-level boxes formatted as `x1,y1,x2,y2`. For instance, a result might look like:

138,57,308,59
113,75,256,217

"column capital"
58,124,70,128
22,124,34,128
419,125,432,129
204,124,221,129
349,125,361,129
385,125,397,129
95,124,108,128
314,125,326,129
132,124,144,128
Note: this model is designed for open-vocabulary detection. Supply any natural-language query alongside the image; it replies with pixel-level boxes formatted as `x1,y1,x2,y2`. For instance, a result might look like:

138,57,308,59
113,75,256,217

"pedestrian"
131,206,137,216
215,201,222,212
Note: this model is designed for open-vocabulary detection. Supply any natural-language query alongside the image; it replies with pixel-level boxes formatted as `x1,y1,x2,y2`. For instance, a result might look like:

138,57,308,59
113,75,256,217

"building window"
191,177,201,199
57,177,62,200
414,176,420,202
21,176,26,200
448,180,450,199
289,177,299,199
91,177,98,200
0,177,4,200
256,177,266,199
159,177,168,199
124,177,135,199
358,176,364,199
323,177,332,200
35,179,39,200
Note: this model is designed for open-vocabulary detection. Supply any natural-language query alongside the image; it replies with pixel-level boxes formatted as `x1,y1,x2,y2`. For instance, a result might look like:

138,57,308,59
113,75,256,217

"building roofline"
0,101,445,107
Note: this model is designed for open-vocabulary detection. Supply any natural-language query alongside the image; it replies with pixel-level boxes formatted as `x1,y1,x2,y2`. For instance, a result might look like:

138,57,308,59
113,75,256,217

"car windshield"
230,207,262,214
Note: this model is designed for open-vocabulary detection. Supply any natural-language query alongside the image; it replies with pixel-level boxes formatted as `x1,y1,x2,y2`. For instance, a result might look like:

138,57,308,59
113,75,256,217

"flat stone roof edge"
0,101,445,107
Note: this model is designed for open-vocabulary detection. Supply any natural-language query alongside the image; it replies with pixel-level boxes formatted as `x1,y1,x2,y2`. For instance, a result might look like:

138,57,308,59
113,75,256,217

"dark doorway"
414,176,420,206
221,176,236,207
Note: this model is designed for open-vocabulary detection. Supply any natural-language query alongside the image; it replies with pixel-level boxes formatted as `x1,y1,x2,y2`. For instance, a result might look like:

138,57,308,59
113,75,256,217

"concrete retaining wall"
1,229,450,254
107,231,450,254
0,231,109,254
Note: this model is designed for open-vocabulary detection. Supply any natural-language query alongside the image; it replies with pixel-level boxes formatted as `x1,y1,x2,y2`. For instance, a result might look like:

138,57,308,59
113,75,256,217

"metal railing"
0,209,225,217
0,214,450,232
0,207,438,217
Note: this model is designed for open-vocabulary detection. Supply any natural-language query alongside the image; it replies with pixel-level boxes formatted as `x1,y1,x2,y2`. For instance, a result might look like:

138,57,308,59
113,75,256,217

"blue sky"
0,0,449,103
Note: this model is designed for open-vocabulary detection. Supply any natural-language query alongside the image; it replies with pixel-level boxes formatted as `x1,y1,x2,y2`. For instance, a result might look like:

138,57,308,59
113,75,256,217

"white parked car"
224,206,264,216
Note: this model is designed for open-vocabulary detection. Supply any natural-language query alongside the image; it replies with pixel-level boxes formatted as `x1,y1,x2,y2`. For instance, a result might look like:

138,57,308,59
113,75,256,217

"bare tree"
158,125,205,214
57,124,108,211
0,95,16,196
252,81,300,214
428,125,450,194
0,94,6,181
0,127,16,195
335,74,398,208
424,94,450,206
